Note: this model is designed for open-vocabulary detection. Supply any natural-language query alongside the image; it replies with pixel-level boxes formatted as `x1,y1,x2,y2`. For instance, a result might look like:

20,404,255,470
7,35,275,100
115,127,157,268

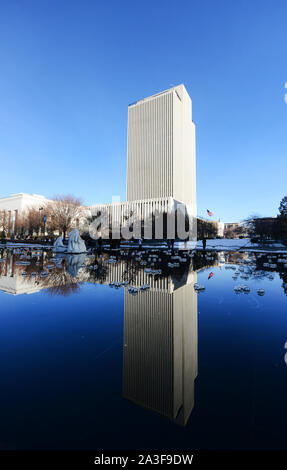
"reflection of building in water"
100,260,186,292
0,275,42,296
0,250,90,296
1,249,200,424
0,251,42,295
122,273,198,426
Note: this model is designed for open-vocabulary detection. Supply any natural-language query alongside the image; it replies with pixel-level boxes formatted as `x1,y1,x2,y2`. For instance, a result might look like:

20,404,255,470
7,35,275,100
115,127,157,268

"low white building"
0,193,50,235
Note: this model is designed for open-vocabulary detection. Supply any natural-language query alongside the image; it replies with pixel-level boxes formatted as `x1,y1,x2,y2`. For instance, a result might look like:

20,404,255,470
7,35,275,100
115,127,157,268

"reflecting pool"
0,246,287,449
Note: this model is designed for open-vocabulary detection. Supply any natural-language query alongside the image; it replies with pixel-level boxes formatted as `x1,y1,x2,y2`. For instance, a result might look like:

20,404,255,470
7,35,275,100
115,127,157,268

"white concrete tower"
126,84,196,214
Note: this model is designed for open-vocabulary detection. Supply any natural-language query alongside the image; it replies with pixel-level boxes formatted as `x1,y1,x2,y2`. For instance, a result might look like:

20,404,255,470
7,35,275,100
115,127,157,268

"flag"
208,272,214,280
207,209,213,217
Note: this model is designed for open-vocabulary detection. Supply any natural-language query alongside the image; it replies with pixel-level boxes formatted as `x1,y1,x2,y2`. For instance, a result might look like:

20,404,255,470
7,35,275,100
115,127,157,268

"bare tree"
23,207,43,237
46,195,83,240
14,212,27,238
224,222,247,239
244,214,274,241
197,218,217,239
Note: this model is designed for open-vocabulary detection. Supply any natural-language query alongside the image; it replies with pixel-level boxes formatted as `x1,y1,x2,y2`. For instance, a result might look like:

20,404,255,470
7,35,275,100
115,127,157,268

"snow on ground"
177,238,287,252
175,239,250,251
196,238,251,250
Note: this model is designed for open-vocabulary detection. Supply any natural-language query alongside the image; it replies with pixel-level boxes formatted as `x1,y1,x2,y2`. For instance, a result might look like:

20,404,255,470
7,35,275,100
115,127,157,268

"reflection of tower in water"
122,272,198,426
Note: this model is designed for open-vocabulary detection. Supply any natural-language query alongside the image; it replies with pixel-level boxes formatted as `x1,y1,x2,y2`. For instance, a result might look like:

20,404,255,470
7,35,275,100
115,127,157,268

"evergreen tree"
275,196,287,242
279,196,287,218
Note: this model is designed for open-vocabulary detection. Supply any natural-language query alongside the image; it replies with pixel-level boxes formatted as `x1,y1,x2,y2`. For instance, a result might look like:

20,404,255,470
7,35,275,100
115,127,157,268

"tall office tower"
126,84,196,214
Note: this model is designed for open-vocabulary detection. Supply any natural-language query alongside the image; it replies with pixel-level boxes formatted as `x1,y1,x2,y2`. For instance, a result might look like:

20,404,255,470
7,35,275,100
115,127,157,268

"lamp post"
42,215,47,243
39,207,43,239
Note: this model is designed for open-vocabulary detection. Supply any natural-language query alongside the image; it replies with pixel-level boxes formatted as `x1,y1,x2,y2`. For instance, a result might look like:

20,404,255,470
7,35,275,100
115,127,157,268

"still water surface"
0,247,287,449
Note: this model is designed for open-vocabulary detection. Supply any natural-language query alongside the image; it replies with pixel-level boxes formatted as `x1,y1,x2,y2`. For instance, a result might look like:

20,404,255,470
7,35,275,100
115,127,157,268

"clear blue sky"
0,0,286,222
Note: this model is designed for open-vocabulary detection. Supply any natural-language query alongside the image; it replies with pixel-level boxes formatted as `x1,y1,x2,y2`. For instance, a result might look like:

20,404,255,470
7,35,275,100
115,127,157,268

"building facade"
126,84,196,213
89,84,197,238
0,193,50,236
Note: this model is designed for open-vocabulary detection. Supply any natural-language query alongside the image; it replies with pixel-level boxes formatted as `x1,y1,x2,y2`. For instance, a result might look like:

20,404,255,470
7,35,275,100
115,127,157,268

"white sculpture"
67,229,87,254
53,236,67,253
